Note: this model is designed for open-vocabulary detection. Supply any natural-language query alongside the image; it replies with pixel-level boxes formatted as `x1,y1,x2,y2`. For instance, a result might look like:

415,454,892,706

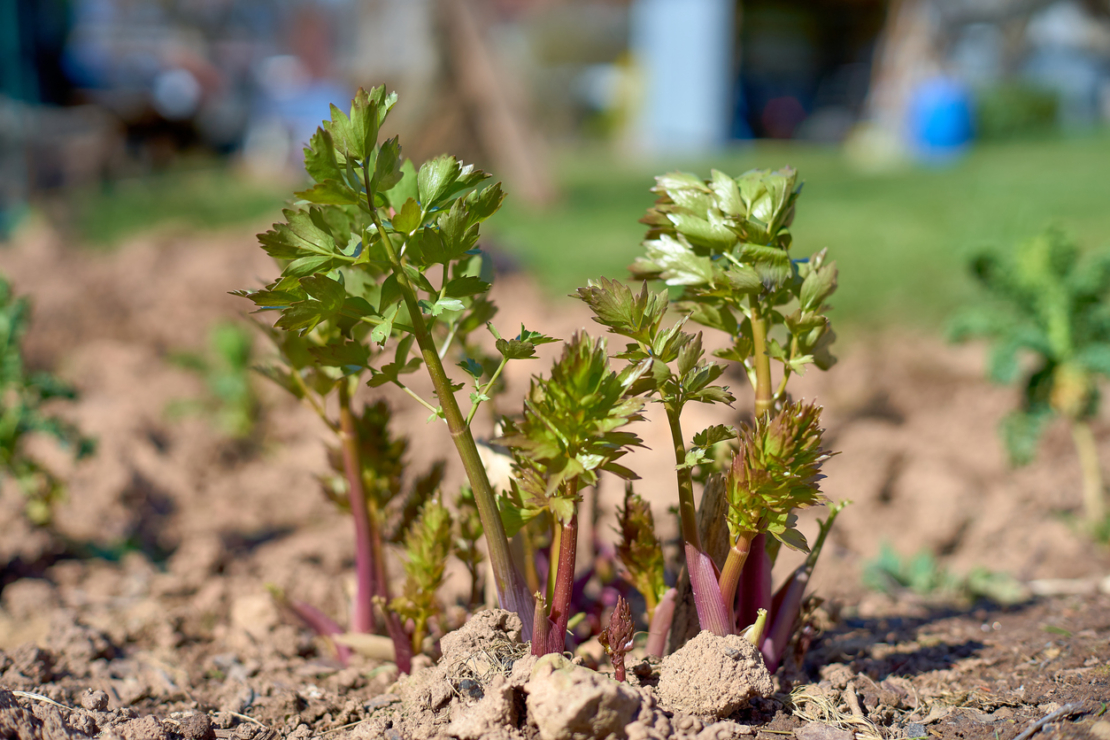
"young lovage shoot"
237,88,555,670
579,167,844,668
498,332,646,655
949,227,1110,533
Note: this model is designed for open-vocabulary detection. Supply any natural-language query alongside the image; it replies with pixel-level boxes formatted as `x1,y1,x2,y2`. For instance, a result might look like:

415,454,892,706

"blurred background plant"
863,543,1030,605
0,274,95,526
948,227,1110,535
167,321,263,442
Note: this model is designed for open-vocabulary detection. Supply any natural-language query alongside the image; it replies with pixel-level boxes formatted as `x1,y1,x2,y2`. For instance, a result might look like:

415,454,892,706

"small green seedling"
949,227,1110,533
0,275,94,526
168,321,262,440
863,543,1029,605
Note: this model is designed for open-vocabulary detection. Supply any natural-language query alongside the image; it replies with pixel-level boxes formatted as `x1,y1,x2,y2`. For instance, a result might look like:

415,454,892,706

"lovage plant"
237,88,553,668
579,167,844,669
0,275,94,527
949,227,1110,532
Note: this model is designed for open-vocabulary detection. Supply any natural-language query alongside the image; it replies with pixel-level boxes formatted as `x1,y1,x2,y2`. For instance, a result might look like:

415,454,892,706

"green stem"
665,403,701,551
465,357,509,426
392,380,439,415
291,370,338,433
1071,419,1106,526
521,522,540,596
363,178,533,632
547,521,561,604
718,531,754,613
750,296,773,417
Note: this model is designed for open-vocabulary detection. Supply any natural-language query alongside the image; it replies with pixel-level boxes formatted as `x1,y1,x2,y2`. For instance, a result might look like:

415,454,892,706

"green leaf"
383,158,419,211
577,278,667,345
667,211,737,252
418,155,462,207
643,234,715,286
300,274,346,315
497,493,543,538
303,127,343,184
458,358,484,379
392,197,422,234
294,179,359,205
445,276,491,298
438,200,481,259
799,257,838,311
467,183,506,220
309,341,370,373
373,136,404,192
692,424,738,448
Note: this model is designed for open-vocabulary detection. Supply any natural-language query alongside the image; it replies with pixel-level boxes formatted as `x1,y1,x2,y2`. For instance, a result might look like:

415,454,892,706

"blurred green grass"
489,134,1110,333
72,166,287,247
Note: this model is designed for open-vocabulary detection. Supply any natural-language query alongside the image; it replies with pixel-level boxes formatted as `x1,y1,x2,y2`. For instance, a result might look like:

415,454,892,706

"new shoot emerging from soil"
580,167,844,668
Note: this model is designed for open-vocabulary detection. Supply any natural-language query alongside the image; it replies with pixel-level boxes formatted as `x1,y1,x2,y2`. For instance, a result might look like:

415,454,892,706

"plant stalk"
646,587,677,657
749,296,773,417
337,380,378,635
736,533,772,632
1070,418,1106,526
664,404,701,551
338,381,413,673
717,531,754,614
367,203,534,637
685,542,733,636
547,482,580,653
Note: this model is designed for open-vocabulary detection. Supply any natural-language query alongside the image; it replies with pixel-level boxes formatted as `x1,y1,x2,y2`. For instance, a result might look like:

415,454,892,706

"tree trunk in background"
436,0,557,207
863,0,941,136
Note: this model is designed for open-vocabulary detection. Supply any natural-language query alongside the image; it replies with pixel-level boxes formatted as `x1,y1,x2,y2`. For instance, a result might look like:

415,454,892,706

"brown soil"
0,222,1108,740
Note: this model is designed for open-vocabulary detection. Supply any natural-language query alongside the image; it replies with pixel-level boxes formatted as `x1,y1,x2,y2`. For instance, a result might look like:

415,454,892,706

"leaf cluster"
389,496,454,636
726,400,832,550
0,276,95,525
237,87,543,425
628,168,838,389
614,485,667,617
499,332,646,524
577,278,735,414
948,228,1110,462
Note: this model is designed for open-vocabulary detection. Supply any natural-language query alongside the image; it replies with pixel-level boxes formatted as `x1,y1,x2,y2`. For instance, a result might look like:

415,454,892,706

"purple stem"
646,587,677,657
685,543,734,637
546,512,579,654
760,567,807,672
337,386,377,635
286,600,353,665
736,533,772,632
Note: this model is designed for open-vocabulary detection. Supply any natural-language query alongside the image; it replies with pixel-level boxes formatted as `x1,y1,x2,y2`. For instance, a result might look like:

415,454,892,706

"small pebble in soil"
457,677,484,700
81,688,110,711
902,722,927,738
177,713,216,740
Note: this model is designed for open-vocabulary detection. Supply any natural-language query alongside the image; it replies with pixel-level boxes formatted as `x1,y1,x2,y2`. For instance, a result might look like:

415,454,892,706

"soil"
0,221,1108,740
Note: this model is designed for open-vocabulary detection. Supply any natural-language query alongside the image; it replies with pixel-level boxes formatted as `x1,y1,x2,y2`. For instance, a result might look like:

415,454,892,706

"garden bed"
0,224,1107,739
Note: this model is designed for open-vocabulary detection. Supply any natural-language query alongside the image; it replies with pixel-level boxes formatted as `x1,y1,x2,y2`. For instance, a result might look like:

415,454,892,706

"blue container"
907,76,975,162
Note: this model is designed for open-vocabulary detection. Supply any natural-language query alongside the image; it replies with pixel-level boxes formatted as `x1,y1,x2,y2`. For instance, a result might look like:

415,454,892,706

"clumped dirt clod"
525,654,641,740
657,632,774,719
